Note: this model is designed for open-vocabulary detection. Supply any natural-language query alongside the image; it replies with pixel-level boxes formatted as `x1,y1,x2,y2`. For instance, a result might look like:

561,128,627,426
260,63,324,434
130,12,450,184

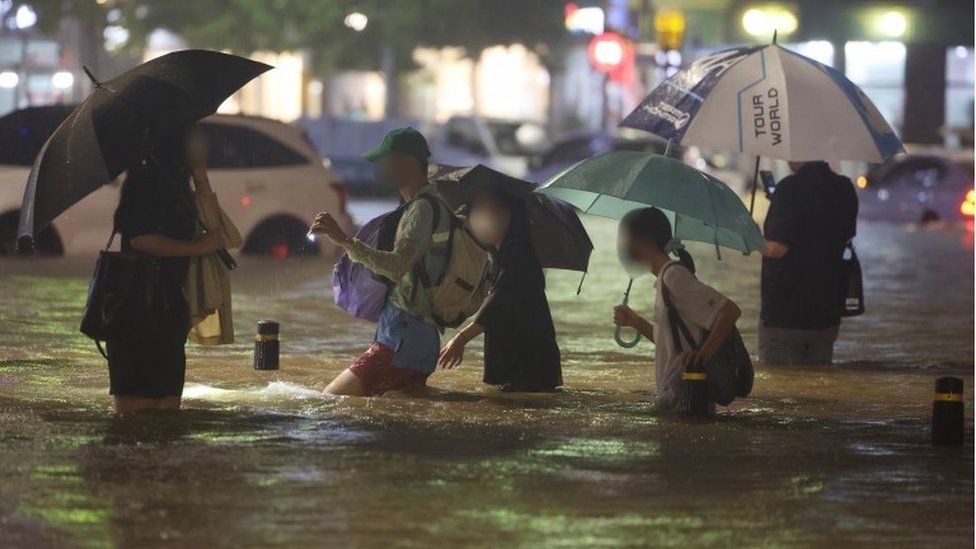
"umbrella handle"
614,325,642,348
216,247,237,271
614,279,642,348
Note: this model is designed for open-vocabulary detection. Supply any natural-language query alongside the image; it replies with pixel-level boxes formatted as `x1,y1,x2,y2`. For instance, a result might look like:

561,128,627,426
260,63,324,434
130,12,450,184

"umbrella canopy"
537,151,765,255
429,163,593,272
620,44,903,163
18,50,271,240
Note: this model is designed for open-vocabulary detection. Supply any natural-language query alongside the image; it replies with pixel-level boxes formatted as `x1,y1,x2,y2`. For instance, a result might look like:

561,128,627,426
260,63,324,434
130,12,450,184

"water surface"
0,218,972,547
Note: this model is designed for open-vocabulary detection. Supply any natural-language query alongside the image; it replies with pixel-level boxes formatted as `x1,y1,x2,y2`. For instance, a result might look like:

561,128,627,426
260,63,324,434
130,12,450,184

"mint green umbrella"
537,151,764,256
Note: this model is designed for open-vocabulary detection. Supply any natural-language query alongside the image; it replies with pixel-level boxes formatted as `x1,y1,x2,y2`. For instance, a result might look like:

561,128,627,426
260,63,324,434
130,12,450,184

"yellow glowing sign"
654,10,686,50
742,6,798,38
856,176,868,189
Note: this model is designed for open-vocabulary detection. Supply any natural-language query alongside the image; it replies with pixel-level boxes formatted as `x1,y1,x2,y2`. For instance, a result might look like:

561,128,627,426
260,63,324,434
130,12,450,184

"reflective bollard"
932,377,964,446
254,320,279,371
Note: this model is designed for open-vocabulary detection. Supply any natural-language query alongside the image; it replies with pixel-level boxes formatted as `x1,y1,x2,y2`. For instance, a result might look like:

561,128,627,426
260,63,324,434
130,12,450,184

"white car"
431,116,550,178
0,110,354,258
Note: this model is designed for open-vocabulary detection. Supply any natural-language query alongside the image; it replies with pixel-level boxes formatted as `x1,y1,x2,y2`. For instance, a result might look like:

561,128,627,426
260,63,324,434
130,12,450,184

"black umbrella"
429,164,593,274
17,50,272,247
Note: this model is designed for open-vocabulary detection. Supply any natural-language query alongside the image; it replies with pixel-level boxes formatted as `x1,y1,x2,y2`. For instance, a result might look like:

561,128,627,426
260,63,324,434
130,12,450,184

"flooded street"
0,216,972,547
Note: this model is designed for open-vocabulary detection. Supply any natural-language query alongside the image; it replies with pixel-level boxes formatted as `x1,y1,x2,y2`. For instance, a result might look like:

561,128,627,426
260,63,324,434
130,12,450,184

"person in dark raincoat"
438,187,562,391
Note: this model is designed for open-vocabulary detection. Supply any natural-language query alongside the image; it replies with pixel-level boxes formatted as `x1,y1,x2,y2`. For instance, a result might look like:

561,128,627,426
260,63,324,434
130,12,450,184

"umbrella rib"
663,80,705,103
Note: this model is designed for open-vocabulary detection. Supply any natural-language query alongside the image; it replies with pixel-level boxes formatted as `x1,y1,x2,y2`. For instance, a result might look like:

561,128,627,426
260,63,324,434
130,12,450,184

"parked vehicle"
856,146,974,225
0,108,355,257
431,116,550,178
526,132,668,183
295,116,422,198
524,131,751,195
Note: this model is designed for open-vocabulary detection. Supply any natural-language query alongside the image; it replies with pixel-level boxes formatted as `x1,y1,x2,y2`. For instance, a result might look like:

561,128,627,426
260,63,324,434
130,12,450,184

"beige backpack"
412,193,494,328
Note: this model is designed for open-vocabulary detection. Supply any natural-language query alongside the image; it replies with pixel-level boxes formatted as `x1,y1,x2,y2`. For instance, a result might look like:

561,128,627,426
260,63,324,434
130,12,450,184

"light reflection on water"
0,217,972,547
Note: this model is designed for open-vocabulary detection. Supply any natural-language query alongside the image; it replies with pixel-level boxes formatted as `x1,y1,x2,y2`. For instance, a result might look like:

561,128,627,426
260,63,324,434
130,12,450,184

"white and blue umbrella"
621,43,903,165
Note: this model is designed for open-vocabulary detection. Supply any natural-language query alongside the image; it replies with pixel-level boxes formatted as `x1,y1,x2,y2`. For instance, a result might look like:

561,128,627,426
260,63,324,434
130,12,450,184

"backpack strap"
410,192,453,289
659,263,701,353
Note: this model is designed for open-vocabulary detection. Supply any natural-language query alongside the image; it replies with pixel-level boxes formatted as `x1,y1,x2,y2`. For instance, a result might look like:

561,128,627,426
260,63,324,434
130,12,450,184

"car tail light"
960,189,974,217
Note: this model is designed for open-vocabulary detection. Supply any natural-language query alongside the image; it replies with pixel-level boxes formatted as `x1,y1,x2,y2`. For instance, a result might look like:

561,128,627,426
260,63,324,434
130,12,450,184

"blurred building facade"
0,0,973,147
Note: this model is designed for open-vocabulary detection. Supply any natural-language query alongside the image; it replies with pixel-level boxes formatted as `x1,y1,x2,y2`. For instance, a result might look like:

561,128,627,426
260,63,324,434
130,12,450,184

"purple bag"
332,209,401,322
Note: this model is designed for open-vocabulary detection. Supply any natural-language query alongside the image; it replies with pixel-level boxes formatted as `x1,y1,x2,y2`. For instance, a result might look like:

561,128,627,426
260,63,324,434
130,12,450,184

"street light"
741,6,798,38
52,71,74,89
877,10,907,38
0,71,19,88
13,4,37,29
344,12,368,32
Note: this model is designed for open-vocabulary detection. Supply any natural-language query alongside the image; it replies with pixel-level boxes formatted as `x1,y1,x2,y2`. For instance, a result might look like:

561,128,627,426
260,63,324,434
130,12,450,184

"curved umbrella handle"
614,324,642,348
614,278,642,348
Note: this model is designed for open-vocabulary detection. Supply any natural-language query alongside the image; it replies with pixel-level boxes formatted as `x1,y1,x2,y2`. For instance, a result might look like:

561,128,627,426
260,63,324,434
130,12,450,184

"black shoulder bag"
79,232,158,358
840,240,865,317
660,264,754,406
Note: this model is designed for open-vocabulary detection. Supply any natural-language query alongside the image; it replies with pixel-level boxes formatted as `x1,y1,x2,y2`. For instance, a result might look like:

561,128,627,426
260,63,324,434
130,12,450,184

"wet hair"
620,207,696,274
114,130,192,232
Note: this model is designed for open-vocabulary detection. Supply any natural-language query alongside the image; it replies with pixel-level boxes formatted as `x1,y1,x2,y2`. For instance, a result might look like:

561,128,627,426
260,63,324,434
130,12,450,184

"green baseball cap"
363,127,431,165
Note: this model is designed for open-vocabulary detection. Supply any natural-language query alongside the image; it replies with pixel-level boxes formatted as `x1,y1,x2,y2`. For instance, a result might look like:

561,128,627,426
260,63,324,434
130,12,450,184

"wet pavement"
0,216,972,547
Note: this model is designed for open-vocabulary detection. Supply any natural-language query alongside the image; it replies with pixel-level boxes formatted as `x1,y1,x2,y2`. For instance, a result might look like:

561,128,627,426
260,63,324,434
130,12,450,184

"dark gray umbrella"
17,50,271,243
429,163,593,273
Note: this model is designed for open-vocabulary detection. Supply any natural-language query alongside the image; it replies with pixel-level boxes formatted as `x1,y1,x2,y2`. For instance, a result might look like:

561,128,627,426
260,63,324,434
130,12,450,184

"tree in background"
16,0,568,115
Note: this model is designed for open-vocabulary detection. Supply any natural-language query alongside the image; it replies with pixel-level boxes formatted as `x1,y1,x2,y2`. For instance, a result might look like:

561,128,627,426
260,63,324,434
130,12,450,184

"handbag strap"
659,262,701,353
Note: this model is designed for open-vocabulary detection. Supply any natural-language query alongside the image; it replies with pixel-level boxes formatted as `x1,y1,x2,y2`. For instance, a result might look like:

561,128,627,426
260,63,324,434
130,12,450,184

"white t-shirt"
651,261,729,407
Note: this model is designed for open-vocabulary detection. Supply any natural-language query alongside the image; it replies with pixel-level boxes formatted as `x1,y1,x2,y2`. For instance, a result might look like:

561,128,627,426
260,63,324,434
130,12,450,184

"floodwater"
0,216,972,548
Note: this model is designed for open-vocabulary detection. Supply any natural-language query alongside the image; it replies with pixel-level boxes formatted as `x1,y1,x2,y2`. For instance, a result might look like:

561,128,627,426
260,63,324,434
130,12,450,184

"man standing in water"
759,160,858,365
310,128,442,396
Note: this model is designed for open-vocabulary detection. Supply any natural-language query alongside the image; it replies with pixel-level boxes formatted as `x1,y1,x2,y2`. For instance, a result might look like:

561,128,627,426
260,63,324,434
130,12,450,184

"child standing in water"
612,208,741,410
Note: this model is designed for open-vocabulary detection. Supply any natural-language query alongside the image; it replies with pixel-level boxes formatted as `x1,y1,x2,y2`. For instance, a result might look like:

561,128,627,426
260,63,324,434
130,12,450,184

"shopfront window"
845,41,906,132
945,46,974,134
787,41,835,67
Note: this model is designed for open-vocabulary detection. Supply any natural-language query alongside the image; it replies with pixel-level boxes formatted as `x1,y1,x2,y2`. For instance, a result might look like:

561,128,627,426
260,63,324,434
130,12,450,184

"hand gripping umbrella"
537,151,764,347
17,50,272,268
620,34,903,211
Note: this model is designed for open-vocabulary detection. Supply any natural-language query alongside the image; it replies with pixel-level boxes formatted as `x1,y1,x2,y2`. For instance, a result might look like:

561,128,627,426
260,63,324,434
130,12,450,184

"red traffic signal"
587,32,634,81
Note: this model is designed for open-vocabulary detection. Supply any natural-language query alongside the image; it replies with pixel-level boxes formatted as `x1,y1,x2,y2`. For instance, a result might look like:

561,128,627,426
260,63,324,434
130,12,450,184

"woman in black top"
438,187,562,391
107,127,223,414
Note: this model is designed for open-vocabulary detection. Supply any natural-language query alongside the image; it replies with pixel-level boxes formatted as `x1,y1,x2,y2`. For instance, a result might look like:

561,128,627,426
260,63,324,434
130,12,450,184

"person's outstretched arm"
311,200,433,282
438,322,484,369
130,231,223,258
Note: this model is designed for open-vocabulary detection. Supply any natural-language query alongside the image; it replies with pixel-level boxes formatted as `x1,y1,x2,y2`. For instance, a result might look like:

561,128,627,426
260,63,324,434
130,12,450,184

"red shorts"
348,342,429,396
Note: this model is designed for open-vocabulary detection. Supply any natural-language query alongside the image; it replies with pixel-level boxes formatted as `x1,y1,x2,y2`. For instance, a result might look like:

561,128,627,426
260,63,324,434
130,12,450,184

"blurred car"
524,131,753,195
525,132,668,183
0,107,354,257
856,146,974,224
296,116,418,198
431,115,550,178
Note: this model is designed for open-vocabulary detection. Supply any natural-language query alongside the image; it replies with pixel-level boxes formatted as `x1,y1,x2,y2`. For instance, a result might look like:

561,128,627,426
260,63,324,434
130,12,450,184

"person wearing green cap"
311,127,446,396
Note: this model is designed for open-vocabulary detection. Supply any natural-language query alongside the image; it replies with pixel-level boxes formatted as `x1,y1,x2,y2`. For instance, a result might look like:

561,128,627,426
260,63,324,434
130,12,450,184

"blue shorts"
374,302,440,374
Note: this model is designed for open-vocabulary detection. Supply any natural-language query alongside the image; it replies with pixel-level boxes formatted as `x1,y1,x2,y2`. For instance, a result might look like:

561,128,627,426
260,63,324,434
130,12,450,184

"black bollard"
932,377,964,446
679,363,711,417
254,320,280,371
